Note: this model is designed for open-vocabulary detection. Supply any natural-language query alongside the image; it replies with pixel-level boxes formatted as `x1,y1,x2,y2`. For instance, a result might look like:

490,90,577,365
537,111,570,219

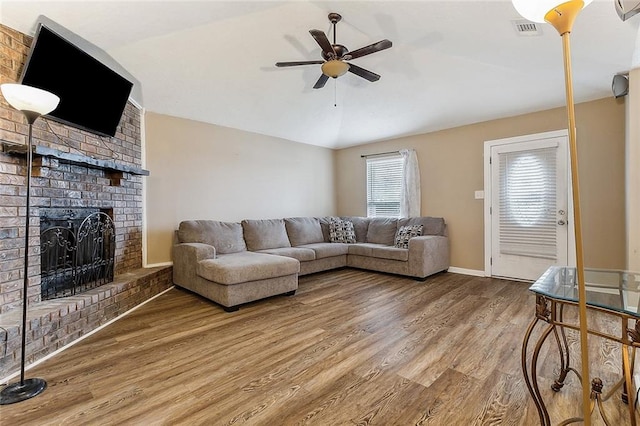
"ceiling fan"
275,13,392,89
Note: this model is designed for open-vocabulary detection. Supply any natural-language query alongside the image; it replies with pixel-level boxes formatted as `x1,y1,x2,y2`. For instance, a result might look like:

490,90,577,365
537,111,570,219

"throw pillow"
394,225,423,249
329,218,356,244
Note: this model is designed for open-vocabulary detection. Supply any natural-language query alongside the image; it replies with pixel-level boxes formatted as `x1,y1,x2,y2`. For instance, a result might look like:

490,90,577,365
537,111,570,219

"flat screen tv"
20,23,133,137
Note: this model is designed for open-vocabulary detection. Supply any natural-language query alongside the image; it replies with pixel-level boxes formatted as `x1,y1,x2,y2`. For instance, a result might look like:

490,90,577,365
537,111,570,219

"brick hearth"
0,23,172,379
0,267,172,378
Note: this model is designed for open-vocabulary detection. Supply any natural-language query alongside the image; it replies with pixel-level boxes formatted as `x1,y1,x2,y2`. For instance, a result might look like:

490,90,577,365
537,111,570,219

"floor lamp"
0,83,59,405
511,0,593,423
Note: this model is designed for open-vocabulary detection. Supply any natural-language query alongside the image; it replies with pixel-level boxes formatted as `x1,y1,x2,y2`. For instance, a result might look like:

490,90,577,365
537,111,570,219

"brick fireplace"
0,24,172,378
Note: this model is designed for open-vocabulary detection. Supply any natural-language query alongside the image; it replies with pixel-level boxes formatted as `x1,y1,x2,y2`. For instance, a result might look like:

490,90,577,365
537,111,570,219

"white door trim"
483,129,575,278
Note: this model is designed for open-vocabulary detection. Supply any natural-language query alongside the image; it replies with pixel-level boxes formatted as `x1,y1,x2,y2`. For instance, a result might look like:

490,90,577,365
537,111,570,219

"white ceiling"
2,1,639,149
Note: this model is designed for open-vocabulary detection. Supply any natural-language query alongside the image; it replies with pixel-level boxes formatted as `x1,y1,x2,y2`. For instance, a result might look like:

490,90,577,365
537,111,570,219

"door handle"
558,220,566,225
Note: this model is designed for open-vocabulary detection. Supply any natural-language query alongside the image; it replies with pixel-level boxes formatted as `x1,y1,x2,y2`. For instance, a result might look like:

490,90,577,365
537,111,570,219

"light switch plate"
474,190,484,200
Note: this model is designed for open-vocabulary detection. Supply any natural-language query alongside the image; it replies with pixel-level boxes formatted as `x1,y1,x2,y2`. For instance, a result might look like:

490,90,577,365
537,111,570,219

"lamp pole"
0,84,59,405
554,15,592,426
511,0,592,423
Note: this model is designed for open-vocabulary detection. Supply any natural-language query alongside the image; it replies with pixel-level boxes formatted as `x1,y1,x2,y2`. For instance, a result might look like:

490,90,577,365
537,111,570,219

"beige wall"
335,97,626,272
628,68,640,270
144,112,336,265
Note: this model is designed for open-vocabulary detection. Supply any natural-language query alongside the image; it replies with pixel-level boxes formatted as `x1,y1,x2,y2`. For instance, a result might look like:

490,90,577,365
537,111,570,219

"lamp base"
0,378,47,405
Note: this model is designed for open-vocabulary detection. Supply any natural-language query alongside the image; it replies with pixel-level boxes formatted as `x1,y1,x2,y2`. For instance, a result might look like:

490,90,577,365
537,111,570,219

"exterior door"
486,131,570,281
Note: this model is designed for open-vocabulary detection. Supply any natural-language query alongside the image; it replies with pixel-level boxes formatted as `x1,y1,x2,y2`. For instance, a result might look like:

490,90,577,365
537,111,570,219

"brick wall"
0,23,144,314
0,24,174,380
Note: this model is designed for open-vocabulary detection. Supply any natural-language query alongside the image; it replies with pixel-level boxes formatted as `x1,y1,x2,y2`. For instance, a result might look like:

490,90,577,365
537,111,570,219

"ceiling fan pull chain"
334,79,338,107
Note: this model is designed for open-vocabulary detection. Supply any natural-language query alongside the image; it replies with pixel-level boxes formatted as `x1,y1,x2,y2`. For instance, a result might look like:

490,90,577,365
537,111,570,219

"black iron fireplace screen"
39,209,115,300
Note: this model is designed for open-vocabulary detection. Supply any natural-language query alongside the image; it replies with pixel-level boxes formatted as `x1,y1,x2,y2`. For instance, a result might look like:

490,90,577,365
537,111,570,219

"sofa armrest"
407,235,450,278
172,243,217,287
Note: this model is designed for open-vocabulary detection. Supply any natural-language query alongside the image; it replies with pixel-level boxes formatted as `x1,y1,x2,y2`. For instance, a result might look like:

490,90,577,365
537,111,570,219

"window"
499,147,557,259
366,155,403,217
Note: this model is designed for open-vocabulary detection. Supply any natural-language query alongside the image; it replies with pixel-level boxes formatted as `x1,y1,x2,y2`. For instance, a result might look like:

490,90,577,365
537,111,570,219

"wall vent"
512,20,542,36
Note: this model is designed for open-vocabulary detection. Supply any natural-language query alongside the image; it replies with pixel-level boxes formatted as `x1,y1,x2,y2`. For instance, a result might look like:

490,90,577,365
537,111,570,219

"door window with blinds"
499,147,557,259
366,155,403,217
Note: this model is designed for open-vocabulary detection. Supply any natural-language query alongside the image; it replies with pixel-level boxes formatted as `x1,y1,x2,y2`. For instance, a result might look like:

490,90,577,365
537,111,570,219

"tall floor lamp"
0,83,59,405
511,0,593,423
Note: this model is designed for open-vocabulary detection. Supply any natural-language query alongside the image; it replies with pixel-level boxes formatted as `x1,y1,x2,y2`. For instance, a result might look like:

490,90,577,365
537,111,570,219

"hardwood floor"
1,269,638,425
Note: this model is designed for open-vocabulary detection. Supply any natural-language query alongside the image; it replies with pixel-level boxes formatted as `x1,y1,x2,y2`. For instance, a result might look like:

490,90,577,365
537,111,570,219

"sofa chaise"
173,216,449,311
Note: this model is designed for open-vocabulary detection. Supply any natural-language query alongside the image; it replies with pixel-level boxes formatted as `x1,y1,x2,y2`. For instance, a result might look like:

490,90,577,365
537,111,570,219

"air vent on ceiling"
512,20,542,36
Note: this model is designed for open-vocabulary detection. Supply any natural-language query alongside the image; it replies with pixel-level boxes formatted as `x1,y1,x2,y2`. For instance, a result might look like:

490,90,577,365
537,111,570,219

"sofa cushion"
348,243,409,262
329,218,356,243
285,217,324,246
341,216,369,242
394,225,423,249
177,220,246,254
366,217,398,245
197,251,299,285
257,247,316,262
297,242,350,259
242,219,292,251
397,217,446,236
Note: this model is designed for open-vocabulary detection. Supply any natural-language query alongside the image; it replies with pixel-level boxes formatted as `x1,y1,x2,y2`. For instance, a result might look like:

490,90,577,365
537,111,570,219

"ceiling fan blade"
346,39,392,60
313,74,329,89
348,64,381,82
309,29,336,56
276,60,324,67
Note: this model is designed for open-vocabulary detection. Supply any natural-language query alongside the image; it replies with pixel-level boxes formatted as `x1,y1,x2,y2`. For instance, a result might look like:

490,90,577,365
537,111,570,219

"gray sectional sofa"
173,216,449,311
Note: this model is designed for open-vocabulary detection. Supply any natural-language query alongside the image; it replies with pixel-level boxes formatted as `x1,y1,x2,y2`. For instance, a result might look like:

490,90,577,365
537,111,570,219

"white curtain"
400,149,421,218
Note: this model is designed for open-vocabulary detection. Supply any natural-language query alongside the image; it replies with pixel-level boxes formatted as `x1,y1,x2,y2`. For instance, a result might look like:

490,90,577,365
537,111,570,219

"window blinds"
366,156,403,217
498,147,557,259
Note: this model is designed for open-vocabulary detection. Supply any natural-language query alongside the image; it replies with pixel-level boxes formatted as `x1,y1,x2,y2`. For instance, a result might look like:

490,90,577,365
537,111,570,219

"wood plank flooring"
1,269,638,425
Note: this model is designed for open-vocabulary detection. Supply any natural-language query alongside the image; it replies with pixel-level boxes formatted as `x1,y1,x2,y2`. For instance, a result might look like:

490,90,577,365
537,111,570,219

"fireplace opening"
39,208,115,300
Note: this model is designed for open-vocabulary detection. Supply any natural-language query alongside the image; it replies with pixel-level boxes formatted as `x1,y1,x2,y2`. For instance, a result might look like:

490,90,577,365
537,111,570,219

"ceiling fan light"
511,0,593,23
321,60,350,78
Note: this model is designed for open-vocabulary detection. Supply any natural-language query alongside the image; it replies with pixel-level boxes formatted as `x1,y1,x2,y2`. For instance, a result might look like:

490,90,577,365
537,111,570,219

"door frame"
483,129,576,278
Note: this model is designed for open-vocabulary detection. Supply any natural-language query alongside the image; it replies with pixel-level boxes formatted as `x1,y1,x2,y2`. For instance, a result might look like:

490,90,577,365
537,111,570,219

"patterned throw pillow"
329,219,356,243
394,225,423,249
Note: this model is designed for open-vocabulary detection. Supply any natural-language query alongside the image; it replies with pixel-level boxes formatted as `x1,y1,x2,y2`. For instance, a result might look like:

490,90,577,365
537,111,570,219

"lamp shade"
321,60,350,78
512,0,593,23
1,84,59,116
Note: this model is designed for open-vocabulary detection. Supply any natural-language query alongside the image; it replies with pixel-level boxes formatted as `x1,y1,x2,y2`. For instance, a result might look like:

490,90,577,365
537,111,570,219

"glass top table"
523,266,640,425
530,266,640,317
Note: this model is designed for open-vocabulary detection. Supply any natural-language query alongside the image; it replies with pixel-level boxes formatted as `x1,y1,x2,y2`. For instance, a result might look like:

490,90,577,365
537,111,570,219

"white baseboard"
447,267,486,277
144,261,173,268
1,286,175,385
